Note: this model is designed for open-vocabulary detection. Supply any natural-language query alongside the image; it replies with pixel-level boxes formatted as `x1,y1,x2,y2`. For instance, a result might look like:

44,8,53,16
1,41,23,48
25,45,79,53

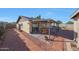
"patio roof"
31,20,57,23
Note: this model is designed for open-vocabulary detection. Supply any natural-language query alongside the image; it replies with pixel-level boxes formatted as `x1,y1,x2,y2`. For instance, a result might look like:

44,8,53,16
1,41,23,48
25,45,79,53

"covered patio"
29,20,58,34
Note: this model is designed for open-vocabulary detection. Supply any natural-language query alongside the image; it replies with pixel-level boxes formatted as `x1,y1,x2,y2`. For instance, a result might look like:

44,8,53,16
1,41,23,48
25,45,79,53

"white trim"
71,9,79,18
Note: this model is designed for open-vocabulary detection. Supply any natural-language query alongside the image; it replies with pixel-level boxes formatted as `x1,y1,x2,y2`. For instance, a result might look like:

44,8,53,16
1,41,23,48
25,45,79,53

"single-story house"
71,9,79,48
16,16,58,34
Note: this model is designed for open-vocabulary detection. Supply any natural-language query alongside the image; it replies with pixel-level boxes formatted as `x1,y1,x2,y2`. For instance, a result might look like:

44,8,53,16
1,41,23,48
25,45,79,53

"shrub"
0,26,5,40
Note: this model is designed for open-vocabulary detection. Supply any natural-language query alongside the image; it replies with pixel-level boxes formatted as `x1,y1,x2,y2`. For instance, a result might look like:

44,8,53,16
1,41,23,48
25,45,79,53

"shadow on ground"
56,30,77,40
50,26,77,40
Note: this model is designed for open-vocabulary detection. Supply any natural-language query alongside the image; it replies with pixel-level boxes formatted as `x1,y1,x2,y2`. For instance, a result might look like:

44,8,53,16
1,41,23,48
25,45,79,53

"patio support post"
48,20,51,40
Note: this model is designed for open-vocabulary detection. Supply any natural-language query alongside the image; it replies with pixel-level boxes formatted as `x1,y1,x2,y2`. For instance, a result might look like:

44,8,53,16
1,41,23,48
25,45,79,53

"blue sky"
0,8,77,23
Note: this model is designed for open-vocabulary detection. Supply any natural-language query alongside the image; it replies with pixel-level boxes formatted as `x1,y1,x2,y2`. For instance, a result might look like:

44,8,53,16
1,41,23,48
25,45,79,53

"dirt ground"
0,29,64,51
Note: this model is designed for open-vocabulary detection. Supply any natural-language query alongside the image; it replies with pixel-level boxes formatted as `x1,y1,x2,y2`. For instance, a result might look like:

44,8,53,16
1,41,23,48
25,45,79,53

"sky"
0,8,77,23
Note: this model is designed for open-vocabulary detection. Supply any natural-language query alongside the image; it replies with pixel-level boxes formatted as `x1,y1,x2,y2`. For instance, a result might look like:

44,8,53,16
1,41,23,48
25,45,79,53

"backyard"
0,28,65,51
0,21,77,51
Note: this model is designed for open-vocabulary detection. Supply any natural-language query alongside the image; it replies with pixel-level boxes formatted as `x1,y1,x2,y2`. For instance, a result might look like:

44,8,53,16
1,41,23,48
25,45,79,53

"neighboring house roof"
16,16,57,23
71,9,79,19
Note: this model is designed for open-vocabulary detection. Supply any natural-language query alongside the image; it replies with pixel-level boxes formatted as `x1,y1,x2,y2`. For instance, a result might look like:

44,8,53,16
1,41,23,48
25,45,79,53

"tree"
66,21,74,24
35,15,41,19
56,20,63,24
6,22,16,29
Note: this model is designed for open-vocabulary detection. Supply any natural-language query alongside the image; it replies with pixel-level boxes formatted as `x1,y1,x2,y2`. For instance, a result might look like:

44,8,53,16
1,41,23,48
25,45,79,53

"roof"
16,16,57,23
16,16,34,23
71,9,79,19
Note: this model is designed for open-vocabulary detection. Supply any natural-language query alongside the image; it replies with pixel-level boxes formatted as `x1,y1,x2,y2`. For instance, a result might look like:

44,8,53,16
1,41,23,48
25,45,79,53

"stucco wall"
17,21,30,33
59,24,74,30
73,18,79,48
74,21,79,32
22,21,30,33
71,11,79,48
16,24,19,30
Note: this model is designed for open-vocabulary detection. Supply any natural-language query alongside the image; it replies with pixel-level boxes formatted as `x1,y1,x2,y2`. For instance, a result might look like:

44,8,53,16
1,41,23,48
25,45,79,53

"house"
71,9,79,48
16,16,58,34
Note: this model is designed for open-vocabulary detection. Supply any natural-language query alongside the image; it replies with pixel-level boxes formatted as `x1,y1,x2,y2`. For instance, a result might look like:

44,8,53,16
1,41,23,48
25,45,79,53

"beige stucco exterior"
16,16,31,33
71,10,79,48
74,19,79,48
17,21,30,33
